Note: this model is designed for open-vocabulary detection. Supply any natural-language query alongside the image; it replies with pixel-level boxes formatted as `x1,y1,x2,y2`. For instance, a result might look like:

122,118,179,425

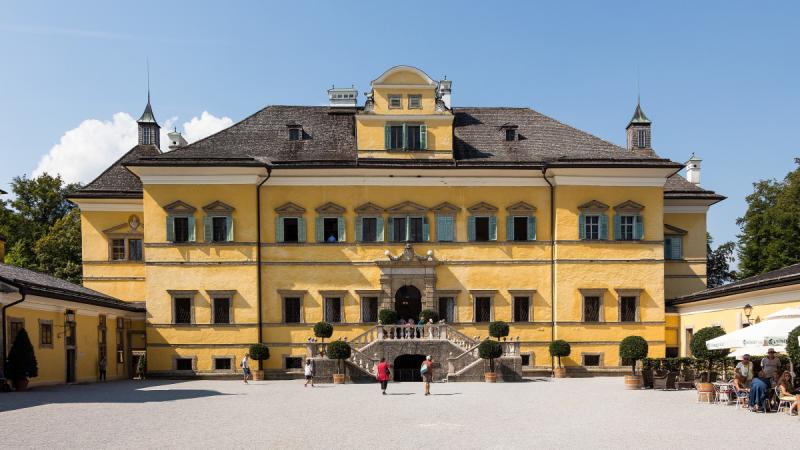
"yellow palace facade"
67,66,723,378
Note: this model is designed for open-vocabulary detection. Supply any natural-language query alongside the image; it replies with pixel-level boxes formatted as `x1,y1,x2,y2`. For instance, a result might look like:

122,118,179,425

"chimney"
686,154,702,185
327,85,358,108
438,79,452,109
167,128,188,151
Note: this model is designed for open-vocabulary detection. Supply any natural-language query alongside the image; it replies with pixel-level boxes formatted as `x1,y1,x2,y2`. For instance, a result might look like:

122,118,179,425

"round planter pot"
332,374,346,384
696,382,715,403
13,379,29,391
251,370,265,381
623,375,642,390
484,372,497,383
553,367,567,378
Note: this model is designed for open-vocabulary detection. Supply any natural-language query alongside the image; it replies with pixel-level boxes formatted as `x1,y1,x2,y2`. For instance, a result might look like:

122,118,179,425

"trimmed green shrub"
249,343,270,361
548,340,571,368
642,357,659,372
478,339,503,372
5,329,38,381
136,353,147,377
419,310,439,323
488,321,510,341
787,325,800,379
313,322,334,342
619,336,648,375
677,357,695,371
690,326,727,371
378,309,399,325
327,340,352,374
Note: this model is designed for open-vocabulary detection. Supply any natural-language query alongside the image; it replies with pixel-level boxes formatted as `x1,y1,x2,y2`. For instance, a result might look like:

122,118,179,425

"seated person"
732,375,750,395
734,354,754,387
778,371,800,415
748,371,770,412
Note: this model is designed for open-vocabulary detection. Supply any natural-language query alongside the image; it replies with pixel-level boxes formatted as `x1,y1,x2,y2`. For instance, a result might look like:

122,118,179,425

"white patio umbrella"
705,307,800,357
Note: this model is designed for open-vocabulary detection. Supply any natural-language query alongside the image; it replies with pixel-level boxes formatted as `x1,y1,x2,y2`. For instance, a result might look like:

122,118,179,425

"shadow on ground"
0,380,229,413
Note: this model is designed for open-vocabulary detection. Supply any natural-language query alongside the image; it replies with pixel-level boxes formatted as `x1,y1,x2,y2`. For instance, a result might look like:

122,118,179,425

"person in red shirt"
376,357,391,395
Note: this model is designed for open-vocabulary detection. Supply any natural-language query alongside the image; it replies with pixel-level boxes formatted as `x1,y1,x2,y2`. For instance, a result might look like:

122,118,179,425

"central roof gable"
371,65,437,87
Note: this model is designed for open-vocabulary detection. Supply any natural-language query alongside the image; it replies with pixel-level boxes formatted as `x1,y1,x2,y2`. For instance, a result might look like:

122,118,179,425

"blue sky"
1,1,798,255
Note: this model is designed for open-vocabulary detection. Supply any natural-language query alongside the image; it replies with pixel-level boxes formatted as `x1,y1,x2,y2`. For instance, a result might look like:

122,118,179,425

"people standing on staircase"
377,357,391,395
422,355,434,396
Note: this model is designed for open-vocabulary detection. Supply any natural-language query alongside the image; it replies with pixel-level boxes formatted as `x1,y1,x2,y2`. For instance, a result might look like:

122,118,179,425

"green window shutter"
489,215,497,241
528,216,536,241
402,123,408,149
315,217,324,242
384,124,391,149
226,216,234,242
634,215,644,240
166,216,175,242
436,214,453,242
420,124,427,150
387,217,394,242
187,216,196,242
423,216,430,241
275,217,284,242
599,215,609,240
613,215,621,241
204,216,213,242
298,217,306,242
578,214,586,240
376,217,385,241
467,216,476,241
506,216,515,241
337,216,345,242
671,236,682,259
355,216,363,242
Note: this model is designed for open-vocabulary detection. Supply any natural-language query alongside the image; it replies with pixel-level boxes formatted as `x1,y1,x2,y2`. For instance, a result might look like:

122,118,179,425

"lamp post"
743,304,753,326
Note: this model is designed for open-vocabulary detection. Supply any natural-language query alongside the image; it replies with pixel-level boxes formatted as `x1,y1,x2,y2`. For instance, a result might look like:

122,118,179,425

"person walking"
304,358,315,387
377,357,391,395
421,355,434,396
98,356,107,381
241,354,251,384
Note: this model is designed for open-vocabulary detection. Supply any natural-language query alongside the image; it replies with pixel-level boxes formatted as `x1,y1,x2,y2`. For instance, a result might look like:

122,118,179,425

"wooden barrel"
624,375,642,390
333,374,346,384
554,367,567,378
484,372,498,383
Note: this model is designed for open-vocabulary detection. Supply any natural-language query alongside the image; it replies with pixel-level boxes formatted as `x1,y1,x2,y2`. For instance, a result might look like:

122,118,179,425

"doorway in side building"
393,354,426,382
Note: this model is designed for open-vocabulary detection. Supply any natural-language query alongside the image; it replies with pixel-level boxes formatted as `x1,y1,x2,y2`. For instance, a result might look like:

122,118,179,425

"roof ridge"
161,105,274,157
77,144,159,192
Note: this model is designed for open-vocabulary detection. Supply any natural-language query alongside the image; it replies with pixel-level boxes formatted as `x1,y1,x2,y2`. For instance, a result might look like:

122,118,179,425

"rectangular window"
40,322,53,346
408,95,422,109
583,296,601,323
521,354,531,366
513,296,530,322
666,347,679,358
212,217,228,242
475,217,490,241
390,125,404,149
388,95,402,109
286,357,303,369
513,217,529,241
325,297,342,323
361,217,378,242
620,296,637,322
323,217,339,242
213,298,231,324
282,217,299,243
505,129,516,141
128,239,143,261
618,215,635,241
584,215,600,240
408,217,424,242
392,217,407,242
637,129,646,148
173,217,189,243
436,215,454,242
406,125,421,150
284,297,301,323
288,128,301,141
214,358,231,370
8,319,23,344
174,297,192,324
665,235,683,260
475,297,491,323
583,354,601,367
438,297,455,323
111,239,126,260
361,297,378,323
175,358,193,371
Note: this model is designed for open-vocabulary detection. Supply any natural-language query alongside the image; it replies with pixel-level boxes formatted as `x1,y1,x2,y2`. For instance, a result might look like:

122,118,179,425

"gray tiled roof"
668,263,800,305
0,263,144,312
70,144,161,199
664,174,725,202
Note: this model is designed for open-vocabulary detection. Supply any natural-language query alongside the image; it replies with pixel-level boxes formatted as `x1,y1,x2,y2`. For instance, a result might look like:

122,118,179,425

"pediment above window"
387,201,428,214
202,201,235,214
467,202,498,214
315,202,346,215
664,224,688,235
506,201,537,213
577,200,609,213
275,202,306,216
431,202,460,214
103,215,144,235
613,200,644,213
164,200,196,215
354,202,385,214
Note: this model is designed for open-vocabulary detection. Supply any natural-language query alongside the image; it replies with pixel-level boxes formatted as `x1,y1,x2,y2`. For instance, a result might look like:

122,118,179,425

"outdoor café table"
713,382,733,405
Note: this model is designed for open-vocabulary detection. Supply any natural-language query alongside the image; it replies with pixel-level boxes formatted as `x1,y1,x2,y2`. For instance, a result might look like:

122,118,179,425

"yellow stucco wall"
664,212,707,299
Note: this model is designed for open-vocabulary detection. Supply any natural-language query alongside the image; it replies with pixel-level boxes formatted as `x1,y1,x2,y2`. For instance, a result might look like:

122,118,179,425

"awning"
706,307,800,351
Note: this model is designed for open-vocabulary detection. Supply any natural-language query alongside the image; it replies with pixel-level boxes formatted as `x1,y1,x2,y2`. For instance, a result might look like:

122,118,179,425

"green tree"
707,233,736,288
34,209,83,283
5,328,38,381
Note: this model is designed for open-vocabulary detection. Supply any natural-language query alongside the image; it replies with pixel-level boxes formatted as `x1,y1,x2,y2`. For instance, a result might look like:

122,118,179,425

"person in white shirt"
241,354,250,384
304,359,315,387
735,354,753,387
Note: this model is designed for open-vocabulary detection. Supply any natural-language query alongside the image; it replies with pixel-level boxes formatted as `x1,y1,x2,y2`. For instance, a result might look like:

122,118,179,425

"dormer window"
501,123,518,141
388,95,402,109
408,95,422,109
288,127,302,141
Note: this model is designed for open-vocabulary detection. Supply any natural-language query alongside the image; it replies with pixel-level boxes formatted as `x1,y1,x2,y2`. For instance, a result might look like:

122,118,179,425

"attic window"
287,125,303,141
388,95,402,109
505,129,516,141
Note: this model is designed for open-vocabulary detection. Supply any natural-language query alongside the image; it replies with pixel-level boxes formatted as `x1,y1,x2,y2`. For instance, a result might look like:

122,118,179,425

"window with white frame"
324,297,343,323
408,95,422,109
388,94,402,109
665,235,683,260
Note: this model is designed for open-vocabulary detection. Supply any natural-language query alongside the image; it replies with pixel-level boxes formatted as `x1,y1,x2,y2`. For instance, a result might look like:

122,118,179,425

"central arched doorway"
393,354,426,382
395,285,422,321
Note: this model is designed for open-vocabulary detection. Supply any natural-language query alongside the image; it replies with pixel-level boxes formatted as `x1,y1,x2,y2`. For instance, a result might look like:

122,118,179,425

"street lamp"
743,304,753,326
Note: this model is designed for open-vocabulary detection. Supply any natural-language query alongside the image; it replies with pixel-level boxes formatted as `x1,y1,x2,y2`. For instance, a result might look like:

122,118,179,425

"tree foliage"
419,309,438,323
249,343,270,361
737,161,800,278
478,339,503,372
619,336,648,375
787,326,800,379
5,329,38,381
549,340,571,368
707,233,736,288
488,321,509,340
313,322,333,341
326,340,351,374
690,326,728,370
378,309,398,325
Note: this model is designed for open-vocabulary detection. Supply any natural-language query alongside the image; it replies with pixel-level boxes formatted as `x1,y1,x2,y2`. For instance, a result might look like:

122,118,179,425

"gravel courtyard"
2,377,799,449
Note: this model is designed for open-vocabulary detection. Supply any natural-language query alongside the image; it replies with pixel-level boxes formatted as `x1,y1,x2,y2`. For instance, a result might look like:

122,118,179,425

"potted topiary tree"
419,309,438,323
690,326,727,400
478,339,503,382
327,339,351,384
378,309,398,325
488,321,510,341
5,329,38,391
313,321,334,355
619,335,648,390
549,340,571,378
249,343,270,381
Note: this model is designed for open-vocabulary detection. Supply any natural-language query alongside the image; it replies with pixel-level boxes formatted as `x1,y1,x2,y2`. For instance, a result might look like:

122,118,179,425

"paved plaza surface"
2,377,799,449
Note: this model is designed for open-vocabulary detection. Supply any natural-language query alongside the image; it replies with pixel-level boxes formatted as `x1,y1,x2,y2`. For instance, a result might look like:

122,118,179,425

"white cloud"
33,111,234,184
